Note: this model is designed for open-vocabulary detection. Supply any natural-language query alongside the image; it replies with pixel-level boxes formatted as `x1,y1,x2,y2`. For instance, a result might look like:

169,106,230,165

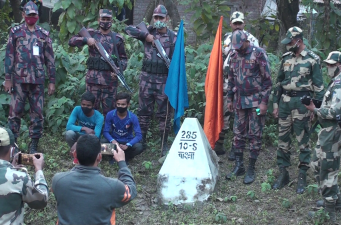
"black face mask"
82,107,92,115
99,21,112,30
117,107,128,113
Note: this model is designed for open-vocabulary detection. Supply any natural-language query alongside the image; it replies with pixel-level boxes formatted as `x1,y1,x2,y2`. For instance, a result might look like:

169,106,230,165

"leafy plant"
215,212,227,223
247,190,256,199
281,198,292,209
224,195,237,202
266,169,276,185
261,182,271,193
142,161,152,169
307,184,319,195
311,208,330,225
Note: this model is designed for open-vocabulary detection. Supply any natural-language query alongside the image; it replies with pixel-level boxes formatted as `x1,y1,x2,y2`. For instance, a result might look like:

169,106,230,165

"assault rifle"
136,21,171,68
78,27,133,93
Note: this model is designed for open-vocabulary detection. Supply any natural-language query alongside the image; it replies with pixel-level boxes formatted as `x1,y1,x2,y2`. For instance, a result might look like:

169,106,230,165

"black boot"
29,138,39,154
273,167,289,189
214,142,226,155
325,200,336,223
244,158,256,184
160,132,169,157
141,132,147,150
227,144,236,161
296,172,307,194
226,153,245,180
316,194,341,209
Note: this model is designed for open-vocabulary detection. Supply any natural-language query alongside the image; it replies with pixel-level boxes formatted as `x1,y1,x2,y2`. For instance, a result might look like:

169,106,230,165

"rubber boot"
228,144,236,161
160,132,169,157
296,172,307,194
226,152,245,180
316,194,341,209
141,132,147,150
244,158,256,184
214,142,226,155
29,138,39,154
272,167,289,189
325,200,336,223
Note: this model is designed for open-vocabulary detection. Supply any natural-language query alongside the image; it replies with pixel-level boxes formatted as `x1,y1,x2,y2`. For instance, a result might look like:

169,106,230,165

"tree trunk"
276,0,299,31
10,0,22,23
143,0,160,24
164,0,180,29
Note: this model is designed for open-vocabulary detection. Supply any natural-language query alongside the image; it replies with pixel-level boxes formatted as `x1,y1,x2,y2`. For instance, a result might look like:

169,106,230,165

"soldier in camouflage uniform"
215,11,259,159
125,5,177,156
4,1,56,154
272,27,324,194
69,9,128,116
0,127,48,224
306,51,341,222
225,30,272,184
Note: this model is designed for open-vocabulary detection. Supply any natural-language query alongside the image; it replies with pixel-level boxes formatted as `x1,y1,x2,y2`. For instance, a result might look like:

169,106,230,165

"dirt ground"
23,132,340,225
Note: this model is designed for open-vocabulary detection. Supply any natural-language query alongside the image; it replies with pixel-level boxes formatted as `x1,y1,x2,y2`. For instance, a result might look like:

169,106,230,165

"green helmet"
324,51,341,64
281,26,303,45
153,5,167,17
231,30,247,50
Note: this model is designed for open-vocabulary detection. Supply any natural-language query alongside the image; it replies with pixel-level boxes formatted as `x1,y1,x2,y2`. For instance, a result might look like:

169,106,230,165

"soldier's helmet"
99,9,113,18
153,5,167,18
324,51,341,65
230,11,244,24
281,26,303,44
0,127,15,147
231,30,247,50
24,1,38,15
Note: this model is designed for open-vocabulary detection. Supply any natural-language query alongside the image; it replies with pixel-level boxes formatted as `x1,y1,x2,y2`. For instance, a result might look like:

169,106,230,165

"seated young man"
65,91,104,148
52,134,137,225
103,92,143,163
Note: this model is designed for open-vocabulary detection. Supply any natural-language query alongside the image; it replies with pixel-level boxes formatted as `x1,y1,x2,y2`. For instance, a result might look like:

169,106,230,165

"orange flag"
204,16,224,149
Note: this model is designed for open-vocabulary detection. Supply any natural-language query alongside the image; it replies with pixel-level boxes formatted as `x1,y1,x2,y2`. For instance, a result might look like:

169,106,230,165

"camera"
300,95,322,108
101,143,117,155
18,153,40,166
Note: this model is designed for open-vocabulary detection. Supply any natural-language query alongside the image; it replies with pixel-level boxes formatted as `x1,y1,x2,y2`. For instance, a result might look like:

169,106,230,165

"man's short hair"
81,91,95,105
116,92,131,104
76,134,101,166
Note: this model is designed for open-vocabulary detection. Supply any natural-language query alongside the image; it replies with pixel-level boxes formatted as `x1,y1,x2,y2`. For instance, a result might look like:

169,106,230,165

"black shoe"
325,200,337,222
227,146,236,161
29,138,39,154
160,132,169,157
214,142,226,155
272,167,289,190
244,158,256,184
226,153,245,180
316,194,341,209
296,172,307,194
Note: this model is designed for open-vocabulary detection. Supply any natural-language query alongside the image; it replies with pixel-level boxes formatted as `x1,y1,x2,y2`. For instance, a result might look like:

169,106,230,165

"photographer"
52,134,137,225
305,51,341,222
0,127,48,224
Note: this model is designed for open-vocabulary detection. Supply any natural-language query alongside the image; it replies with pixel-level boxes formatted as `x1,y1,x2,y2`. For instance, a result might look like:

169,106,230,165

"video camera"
300,95,322,108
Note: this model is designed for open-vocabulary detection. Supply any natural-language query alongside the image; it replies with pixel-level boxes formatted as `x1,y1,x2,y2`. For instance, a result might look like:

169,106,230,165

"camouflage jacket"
125,25,177,84
69,29,127,86
227,45,272,109
5,23,56,84
273,48,324,109
315,73,341,129
0,159,48,225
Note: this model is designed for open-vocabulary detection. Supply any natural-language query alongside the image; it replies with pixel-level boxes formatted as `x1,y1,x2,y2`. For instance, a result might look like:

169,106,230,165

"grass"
21,130,340,225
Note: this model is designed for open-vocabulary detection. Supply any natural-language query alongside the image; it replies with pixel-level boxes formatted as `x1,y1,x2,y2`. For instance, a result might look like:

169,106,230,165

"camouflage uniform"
215,11,260,157
272,27,324,193
0,127,48,225
125,5,177,153
69,9,128,116
4,2,55,143
309,51,341,221
226,30,272,184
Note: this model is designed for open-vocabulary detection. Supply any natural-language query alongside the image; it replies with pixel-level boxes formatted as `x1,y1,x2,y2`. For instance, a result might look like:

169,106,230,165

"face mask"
154,20,167,29
286,40,300,54
327,66,340,78
117,107,128,113
82,107,92,115
99,21,112,30
25,16,39,26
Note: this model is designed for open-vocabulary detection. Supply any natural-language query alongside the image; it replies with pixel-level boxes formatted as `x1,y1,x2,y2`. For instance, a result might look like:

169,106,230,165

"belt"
283,90,310,97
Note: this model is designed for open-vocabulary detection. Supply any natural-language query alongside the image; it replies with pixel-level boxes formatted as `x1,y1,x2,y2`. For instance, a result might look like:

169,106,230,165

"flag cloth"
165,20,189,134
204,16,224,149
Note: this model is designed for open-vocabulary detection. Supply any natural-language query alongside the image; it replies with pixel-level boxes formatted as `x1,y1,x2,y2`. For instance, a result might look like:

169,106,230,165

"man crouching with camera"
52,134,137,225
305,51,341,223
0,127,48,224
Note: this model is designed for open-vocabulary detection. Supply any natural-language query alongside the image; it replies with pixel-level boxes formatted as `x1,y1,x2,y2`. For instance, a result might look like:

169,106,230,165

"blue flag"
165,20,189,134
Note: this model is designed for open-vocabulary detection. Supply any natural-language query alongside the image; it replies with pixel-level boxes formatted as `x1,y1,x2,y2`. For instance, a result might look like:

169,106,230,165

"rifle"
78,27,133,93
136,21,171,68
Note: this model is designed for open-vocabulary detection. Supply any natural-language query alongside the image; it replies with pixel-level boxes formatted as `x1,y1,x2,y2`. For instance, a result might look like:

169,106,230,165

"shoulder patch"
307,51,320,61
37,25,49,36
282,51,293,58
11,25,21,33
115,33,125,42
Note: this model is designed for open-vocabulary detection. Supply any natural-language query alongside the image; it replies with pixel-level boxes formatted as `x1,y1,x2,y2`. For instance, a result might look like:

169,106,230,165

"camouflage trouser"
277,96,311,170
310,126,341,202
8,83,44,139
233,107,265,159
138,80,173,133
86,83,117,116
216,77,232,145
